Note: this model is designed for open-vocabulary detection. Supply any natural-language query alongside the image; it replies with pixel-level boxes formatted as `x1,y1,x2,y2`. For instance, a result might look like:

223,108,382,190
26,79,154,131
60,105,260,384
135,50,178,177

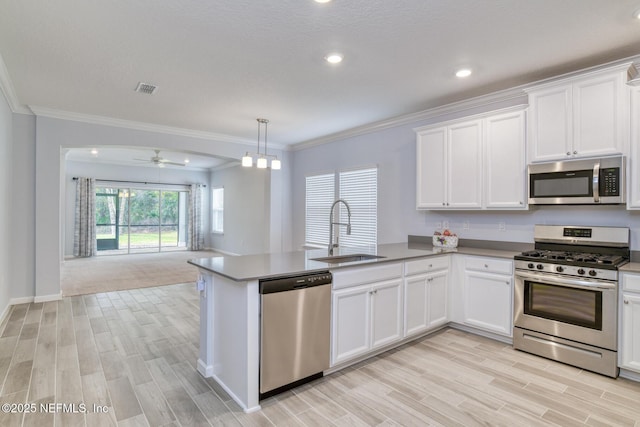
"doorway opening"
95,186,188,255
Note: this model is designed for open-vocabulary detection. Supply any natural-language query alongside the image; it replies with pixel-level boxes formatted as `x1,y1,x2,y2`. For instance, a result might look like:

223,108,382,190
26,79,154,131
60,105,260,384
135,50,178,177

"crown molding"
0,53,33,115
291,53,640,152
28,106,289,150
291,86,527,151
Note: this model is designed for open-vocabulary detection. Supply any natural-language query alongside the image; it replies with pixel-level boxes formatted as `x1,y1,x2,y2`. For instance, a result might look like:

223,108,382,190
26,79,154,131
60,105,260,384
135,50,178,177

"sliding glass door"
96,186,188,254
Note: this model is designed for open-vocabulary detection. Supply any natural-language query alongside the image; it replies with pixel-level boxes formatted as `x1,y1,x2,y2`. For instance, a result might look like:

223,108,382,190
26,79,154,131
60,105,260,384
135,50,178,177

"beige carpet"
61,250,218,296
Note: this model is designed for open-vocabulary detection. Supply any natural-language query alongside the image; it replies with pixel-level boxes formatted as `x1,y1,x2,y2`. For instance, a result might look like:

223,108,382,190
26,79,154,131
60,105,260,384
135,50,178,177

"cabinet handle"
573,150,577,155
442,202,445,206
519,201,523,205
428,264,433,268
506,281,510,285
566,152,571,156
484,264,489,268
624,300,629,304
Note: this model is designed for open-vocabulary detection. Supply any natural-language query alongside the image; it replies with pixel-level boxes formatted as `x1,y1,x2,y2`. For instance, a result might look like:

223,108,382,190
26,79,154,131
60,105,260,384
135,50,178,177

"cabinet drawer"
465,256,513,275
623,273,640,293
404,256,449,276
332,262,403,290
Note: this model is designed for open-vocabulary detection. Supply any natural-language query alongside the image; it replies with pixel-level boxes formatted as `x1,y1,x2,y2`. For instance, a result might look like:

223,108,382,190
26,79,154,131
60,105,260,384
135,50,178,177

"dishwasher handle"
259,272,332,294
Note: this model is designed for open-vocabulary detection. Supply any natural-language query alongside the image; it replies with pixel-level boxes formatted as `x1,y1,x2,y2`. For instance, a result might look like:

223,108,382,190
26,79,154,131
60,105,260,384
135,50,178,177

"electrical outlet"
498,222,506,231
436,222,442,230
463,221,469,230
443,221,449,230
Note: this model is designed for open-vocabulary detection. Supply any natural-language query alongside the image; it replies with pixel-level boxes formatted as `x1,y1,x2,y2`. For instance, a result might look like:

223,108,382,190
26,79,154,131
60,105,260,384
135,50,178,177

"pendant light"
242,118,281,170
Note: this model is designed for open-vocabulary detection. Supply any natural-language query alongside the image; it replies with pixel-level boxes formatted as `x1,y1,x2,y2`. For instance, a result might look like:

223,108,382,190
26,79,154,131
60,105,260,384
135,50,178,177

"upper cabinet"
527,65,629,163
416,107,526,210
629,86,640,209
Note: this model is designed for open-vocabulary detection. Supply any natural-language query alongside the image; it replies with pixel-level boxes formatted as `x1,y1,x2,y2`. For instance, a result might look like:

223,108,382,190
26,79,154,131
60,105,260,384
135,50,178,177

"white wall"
64,160,210,257
11,114,36,301
291,96,640,250
0,89,12,320
209,165,271,255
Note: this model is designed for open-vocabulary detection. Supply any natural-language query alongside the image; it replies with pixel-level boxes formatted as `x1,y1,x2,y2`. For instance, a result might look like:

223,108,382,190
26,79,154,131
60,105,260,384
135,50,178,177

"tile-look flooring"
1,283,639,426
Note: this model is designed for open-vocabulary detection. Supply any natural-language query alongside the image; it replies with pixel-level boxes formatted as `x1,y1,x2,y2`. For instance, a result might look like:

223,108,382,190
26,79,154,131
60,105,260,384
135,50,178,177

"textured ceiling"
1,0,640,146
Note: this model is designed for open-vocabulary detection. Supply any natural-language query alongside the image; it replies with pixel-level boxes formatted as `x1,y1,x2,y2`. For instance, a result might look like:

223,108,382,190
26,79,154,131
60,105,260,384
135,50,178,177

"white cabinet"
484,110,527,208
461,256,513,337
404,257,448,338
331,263,403,366
416,120,482,209
527,66,629,163
416,106,526,210
627,87,640,209
620,273,640,373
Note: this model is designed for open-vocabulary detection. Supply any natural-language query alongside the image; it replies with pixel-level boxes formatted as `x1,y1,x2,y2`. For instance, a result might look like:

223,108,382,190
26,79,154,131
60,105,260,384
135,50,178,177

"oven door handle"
515,270,616,290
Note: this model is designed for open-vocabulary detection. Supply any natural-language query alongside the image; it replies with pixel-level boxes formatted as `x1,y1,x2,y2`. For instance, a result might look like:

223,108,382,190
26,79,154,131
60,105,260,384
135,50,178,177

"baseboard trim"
34,293,62,303
10,296,35,305
0,302,11,331
209,248,240,256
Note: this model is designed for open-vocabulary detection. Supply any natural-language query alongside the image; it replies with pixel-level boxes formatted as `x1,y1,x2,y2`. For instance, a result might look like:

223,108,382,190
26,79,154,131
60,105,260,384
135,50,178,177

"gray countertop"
188,240,531,282
619,262,640,274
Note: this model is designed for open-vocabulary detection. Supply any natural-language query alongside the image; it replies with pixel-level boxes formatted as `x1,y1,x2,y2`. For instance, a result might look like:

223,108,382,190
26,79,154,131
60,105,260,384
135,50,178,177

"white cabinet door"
572,71,626,158
404,269,448,337
331,285,371,365
620,293,640,373
463,270,512,336
371,279,403,349
528,84,572,162
628,87,640,209
416,127,447,208
448,120,483,208
426,270,448,329
484,110,527,209
404,273,429,337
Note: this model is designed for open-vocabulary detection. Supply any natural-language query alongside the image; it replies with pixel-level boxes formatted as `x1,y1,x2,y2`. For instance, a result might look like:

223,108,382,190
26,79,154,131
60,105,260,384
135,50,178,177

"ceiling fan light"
271,159,281,170
242,154,253,167
158,163,165,168
257,157,268,169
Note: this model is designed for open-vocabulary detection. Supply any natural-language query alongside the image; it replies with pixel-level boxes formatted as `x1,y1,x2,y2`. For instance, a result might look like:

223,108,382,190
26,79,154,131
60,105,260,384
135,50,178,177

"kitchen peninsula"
188,239,528,412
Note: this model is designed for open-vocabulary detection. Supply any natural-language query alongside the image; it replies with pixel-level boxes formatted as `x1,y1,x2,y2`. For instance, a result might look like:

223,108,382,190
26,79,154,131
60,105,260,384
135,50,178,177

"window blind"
211,187,224,233
339,167,378,248
305,173,335,246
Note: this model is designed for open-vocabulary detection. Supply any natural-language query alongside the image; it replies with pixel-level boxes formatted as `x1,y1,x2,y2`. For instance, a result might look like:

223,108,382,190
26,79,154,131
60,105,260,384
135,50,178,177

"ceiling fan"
134,149,186,167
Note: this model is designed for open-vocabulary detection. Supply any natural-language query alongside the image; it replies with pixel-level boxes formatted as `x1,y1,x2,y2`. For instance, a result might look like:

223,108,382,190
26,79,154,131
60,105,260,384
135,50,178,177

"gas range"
514,225,629,281
513,224,630,377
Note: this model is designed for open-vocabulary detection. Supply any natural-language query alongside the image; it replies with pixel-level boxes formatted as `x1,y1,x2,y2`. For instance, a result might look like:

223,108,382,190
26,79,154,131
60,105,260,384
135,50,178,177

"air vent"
135,82,158,95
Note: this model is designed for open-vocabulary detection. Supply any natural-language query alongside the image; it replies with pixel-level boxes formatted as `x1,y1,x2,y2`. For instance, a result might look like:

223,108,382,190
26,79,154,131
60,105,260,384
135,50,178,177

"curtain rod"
72,177,206,187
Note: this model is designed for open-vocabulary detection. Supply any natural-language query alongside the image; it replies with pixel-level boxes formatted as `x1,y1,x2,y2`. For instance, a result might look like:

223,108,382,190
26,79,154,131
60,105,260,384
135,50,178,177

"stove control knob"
589,270,597,277
577,269,585,275
527,263,534,269
556,266,564,273
536,264,544,270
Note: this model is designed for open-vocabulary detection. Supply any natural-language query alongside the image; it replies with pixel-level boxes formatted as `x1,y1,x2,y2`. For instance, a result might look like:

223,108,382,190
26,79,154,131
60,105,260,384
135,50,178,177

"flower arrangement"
433,229,458,248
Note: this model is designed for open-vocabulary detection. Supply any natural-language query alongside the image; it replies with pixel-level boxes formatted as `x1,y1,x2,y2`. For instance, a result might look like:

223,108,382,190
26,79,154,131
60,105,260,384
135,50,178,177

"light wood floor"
1,283,639,426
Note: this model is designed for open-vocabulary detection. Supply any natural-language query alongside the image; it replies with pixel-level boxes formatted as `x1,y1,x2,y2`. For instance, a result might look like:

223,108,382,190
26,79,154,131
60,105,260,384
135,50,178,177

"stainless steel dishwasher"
259,271,332,399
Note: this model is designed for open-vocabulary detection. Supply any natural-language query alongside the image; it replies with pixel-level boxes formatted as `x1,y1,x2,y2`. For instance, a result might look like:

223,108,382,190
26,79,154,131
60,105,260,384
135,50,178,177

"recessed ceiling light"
90,148,98,155
325,53,343,64
456,68,472,78
184,158,190,164
315,0,332,3
634,9,640,19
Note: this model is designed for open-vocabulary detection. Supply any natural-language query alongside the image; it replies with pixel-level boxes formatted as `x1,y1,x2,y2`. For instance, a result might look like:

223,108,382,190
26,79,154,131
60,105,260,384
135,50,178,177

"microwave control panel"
600,168,620,196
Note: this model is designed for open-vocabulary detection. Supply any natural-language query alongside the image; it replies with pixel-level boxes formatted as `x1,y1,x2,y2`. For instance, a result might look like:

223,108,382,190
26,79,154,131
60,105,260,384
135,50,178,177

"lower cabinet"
461,256,513,337
404,257,449,337
331,273,403,366
620,273,640,373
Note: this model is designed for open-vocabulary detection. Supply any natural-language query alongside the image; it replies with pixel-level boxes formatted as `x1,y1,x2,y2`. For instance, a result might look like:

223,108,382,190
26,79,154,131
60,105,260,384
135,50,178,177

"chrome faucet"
328,199,352,256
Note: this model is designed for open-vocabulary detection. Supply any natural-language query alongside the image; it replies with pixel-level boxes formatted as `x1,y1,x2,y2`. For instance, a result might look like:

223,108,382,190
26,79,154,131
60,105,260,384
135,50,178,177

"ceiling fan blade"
133,158,150,162
162,161,186,166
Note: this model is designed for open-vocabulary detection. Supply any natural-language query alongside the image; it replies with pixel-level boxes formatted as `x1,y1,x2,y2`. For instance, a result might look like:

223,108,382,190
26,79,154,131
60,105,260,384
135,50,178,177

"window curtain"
188,184,204,251
73,177,96,257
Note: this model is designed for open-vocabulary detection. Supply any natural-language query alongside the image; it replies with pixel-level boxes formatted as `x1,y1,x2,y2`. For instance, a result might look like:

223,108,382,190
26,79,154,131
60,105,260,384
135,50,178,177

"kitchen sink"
311,254,386,264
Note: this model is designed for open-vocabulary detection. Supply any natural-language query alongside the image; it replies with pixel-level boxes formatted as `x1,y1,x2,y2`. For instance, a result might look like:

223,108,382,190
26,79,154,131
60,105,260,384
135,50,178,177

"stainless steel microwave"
528,156,625,205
